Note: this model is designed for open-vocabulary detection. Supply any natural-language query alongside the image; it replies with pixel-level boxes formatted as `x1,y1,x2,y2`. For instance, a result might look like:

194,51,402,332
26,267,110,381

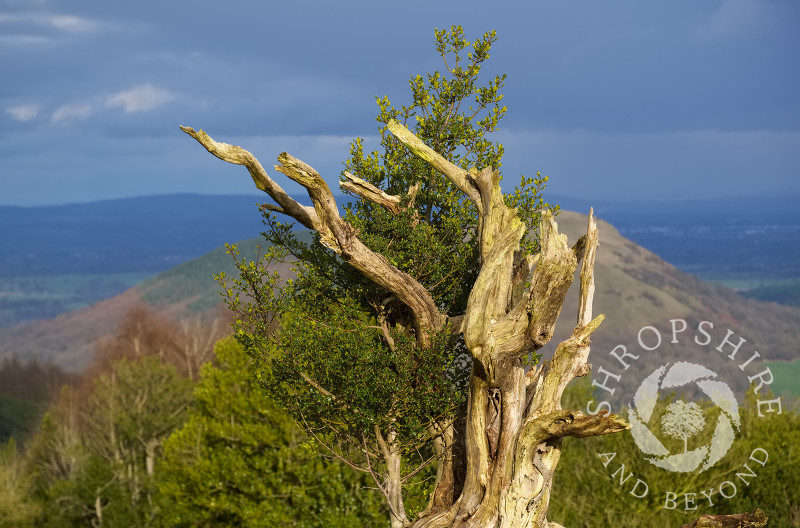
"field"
0,273,153,327
765,360,800,406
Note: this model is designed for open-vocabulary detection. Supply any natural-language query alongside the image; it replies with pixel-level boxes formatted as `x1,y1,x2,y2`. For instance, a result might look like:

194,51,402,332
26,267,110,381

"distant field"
765,360,800,405
0,273,153,327
739,279,800,307
702,277,800,307
705,277,793,290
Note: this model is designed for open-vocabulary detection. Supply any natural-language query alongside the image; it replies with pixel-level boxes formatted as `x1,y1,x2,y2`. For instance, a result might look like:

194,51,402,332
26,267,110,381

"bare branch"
577,209,598,328
517,409,628,460
386,119,482,213
341,172,403,213
474,211,577,362
528,210,603,413
182,126,445,345
527,314,604,416
180,126,318,229
259,203,285,215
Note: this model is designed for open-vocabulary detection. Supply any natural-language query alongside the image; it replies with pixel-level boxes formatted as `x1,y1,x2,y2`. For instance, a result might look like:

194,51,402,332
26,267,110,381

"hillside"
0,239,288,370
550,211,799,396
1,212,798,378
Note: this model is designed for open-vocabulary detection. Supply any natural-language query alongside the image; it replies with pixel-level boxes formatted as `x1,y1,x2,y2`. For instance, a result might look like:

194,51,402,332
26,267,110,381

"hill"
0,194,268,276
0,194,271,327
0,239,290,370
550,211,800,397
548,192,800,283
0,212,798,382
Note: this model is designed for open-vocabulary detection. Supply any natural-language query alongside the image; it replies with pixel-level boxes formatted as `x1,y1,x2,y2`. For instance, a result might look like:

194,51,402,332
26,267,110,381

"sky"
1,0,798,206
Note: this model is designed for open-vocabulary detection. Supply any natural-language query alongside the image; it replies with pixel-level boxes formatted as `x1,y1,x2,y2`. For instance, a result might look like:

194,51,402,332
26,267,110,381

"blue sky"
1,0,798,206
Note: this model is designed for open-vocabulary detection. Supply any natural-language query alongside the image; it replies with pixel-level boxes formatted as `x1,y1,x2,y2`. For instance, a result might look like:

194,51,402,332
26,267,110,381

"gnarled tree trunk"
182,120,628,528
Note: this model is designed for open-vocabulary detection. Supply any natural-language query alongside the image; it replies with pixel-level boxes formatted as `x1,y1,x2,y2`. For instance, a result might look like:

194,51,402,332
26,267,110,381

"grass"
701,277,800,307
137,238,266,311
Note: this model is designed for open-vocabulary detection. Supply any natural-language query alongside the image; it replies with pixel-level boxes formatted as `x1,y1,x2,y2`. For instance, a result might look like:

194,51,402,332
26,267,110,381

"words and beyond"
596,448,769,511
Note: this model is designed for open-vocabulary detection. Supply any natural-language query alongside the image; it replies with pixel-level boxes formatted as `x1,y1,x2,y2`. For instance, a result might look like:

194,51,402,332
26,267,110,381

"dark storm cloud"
1,0,798,205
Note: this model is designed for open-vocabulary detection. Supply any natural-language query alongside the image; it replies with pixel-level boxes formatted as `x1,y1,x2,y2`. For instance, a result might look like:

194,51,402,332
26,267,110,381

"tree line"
0,305,387,527
2,305,795,526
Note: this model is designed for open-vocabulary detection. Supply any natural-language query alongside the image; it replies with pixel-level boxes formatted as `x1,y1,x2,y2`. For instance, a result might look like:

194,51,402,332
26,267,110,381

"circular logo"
627,361,741,473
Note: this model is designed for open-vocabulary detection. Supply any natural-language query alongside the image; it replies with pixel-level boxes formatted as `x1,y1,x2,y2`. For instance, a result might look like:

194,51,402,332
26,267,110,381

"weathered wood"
185,121,630,528
179,126,318,229
681,508,768,528
384,120,628,528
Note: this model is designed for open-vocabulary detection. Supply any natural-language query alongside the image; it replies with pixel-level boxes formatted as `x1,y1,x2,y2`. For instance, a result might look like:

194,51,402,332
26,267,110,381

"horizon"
3,189,800,213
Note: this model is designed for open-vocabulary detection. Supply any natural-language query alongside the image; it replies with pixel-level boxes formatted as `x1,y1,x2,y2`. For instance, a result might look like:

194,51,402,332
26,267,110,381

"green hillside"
137,238,264,312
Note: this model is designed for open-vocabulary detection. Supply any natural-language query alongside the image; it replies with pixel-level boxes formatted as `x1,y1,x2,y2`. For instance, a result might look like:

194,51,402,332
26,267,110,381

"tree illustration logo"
661,400,706,453
627,361,741,473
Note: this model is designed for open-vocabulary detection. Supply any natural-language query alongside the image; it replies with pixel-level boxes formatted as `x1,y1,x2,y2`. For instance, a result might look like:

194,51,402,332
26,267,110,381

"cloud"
0,34,50,46
0,11,100,33
107,84,175,113
0,11,102,49
7,104,39,121
44,14,98,33
691,0,769,41
51,103,92,123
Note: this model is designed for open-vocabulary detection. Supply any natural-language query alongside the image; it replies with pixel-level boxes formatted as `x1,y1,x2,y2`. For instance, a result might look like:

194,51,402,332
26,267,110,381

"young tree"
23,306,197,528
183,26,627,528
158,337,387,527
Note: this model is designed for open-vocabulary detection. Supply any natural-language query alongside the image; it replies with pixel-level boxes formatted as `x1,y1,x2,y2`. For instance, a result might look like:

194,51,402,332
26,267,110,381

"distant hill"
1,211,797,381
3,192,798,278
0,238,290,370
0,194,270,276
2,193,798,329
549,211,800,396
549,193,800,282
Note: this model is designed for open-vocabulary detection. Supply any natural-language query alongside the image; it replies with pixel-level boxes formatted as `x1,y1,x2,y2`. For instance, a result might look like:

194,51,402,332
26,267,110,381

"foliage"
5,305,396,527
0,394,39,443
218,26,557,513
157,337,387,527
0,439,40,528
549,379,800,527
0,354,78,443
